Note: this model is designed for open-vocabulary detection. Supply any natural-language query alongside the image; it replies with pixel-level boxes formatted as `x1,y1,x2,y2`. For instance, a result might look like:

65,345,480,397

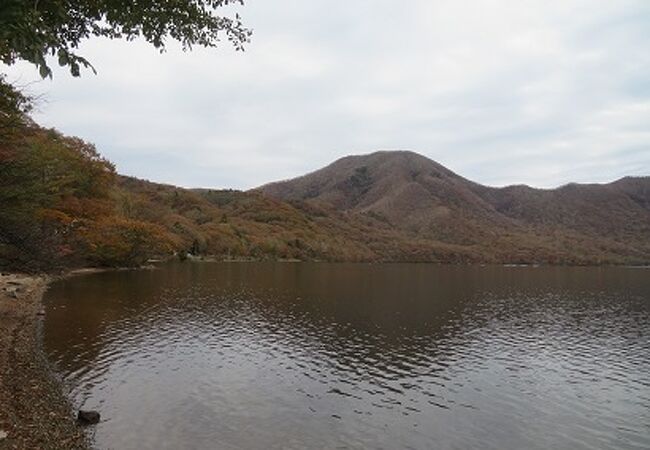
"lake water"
43,263,650,450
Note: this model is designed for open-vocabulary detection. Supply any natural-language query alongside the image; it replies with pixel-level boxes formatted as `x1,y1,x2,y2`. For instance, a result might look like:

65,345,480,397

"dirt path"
0,273,88,449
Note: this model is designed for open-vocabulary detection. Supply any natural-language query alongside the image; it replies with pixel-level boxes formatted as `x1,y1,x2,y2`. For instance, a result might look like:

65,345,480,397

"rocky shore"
0,273,89,450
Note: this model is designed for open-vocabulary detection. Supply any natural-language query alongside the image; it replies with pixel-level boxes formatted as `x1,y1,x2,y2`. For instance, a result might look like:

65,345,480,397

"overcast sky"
4,0,649,189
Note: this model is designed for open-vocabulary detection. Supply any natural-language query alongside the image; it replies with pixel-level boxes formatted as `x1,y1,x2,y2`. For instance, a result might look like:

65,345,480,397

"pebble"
77,410,101,425
0,430,7,440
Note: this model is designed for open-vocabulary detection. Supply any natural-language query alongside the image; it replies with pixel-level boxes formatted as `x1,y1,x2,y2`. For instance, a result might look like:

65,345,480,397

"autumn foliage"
82,217,174,267
2,80,649,271
0,81,176,269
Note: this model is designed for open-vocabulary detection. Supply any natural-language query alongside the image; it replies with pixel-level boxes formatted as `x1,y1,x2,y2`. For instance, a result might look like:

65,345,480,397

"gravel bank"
0,273,89,450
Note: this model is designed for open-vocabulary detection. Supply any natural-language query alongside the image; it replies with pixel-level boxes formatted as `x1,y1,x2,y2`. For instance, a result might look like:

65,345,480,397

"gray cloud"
3,0,649,189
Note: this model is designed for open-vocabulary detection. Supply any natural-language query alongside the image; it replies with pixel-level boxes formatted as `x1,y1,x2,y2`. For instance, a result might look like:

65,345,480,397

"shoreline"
0,273,89,450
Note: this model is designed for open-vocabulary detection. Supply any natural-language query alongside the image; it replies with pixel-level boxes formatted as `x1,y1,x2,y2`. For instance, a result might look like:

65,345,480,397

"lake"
43,263,650,450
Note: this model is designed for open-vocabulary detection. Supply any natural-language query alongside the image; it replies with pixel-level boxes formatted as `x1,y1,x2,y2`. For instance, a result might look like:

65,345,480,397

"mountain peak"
329,149,452,174
258,150,496,237
259,150,460,205
258,151,650,256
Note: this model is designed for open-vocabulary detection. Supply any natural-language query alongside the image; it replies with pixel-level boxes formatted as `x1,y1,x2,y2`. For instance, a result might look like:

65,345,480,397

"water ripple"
43,263,650,450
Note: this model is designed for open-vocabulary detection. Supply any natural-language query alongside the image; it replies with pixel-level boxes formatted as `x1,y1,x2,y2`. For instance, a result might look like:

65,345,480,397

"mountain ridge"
258,150,650,264
259,150,646,193
4,128,649,270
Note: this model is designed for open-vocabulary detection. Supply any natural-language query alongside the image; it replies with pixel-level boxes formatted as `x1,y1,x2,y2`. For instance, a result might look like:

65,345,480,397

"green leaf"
38,63,51,79
58,50,69,66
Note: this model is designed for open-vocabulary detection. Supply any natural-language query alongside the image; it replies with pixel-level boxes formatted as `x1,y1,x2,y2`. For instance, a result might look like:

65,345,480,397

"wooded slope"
260,151,650,264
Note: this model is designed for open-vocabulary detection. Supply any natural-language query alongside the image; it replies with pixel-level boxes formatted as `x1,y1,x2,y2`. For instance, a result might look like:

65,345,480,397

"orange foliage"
82,217,175,267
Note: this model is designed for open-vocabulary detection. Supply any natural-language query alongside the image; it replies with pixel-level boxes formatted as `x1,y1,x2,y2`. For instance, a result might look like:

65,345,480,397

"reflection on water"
44,263,650,450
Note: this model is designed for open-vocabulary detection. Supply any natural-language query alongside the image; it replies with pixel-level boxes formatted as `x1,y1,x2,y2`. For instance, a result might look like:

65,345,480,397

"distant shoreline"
171,254,650,267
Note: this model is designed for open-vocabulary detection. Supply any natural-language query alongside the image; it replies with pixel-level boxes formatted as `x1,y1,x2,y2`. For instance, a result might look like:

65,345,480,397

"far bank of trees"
0,82,487,271
1,1,253,269
1,97,645,271
0,78,376,270
0,93,174,269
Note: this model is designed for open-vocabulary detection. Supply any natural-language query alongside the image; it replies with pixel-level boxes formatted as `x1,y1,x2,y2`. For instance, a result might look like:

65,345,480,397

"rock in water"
77,410,100,425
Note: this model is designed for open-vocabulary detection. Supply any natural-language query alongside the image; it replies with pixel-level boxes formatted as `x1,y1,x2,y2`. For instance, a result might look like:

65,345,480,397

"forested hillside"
2,81,649,271
0,130,479,270
261,151,650,265
0,87,471,270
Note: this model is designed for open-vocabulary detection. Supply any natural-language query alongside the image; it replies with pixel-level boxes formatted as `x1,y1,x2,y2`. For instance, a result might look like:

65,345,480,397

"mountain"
1,80,648,269
260,151,510,242
0,120,529,270
3,116,648,270
259,151,650,264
